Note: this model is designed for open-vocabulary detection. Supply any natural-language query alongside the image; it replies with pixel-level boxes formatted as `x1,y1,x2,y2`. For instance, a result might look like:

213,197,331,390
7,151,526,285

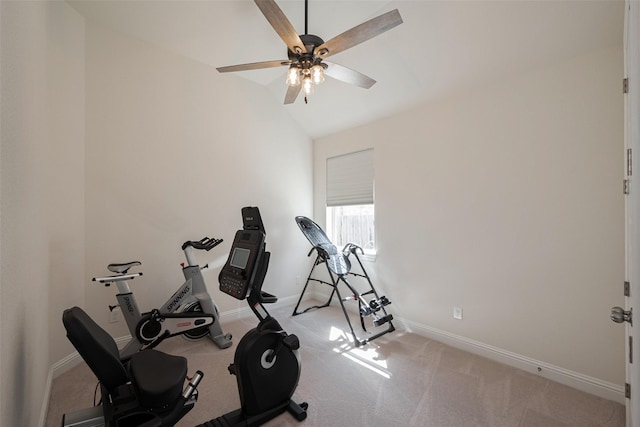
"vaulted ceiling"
68,0,624,139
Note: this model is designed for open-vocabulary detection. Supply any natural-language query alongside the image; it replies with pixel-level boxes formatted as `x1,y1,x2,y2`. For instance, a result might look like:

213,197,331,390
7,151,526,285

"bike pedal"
283,334,300,351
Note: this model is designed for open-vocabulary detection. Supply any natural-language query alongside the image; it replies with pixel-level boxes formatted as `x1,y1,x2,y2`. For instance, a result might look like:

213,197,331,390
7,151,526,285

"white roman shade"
326,149,374,207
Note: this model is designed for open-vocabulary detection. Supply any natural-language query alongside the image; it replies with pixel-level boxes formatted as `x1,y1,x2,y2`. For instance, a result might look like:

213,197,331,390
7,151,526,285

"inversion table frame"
292,216,395,347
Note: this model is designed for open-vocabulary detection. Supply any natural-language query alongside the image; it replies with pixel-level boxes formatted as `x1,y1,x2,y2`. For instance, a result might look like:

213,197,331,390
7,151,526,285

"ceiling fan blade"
284,84,301,104
255,0,307,54
323,61,376,89
316,9,402,59
217,59,290,73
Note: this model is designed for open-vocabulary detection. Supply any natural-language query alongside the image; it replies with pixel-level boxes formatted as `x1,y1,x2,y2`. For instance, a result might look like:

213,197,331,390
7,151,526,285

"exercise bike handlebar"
181,237,223,252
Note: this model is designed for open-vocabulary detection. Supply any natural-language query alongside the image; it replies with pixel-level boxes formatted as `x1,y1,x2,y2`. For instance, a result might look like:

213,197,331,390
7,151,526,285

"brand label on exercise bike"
219,229,265,300
123,295,135,316
166,282,192,312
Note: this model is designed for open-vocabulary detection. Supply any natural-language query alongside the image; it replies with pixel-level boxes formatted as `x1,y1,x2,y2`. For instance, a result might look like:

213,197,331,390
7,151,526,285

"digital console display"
230,247,250,269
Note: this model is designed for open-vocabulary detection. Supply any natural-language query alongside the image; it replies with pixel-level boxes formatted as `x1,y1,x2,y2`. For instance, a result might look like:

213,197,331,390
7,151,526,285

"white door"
622,1,640,426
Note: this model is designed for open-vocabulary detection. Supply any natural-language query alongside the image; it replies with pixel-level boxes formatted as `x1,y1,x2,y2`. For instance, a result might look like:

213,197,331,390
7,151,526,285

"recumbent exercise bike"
61,305,204,427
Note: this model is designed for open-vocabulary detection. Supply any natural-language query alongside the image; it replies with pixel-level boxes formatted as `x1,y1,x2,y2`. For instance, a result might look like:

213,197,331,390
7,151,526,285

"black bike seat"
108,261,142,274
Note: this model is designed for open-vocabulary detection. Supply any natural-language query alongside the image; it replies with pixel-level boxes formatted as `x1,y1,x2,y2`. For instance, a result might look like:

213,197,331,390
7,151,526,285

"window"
326,204,375,253
326,149,375,255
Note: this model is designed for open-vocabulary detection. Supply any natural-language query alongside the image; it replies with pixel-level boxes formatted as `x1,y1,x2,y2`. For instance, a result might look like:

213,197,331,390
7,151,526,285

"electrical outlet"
109,306,121,323
453,307,463,320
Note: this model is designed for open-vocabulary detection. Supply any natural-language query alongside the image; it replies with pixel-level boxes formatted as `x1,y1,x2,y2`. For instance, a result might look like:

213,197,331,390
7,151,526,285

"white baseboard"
395,317,625,404
295,293,624,404
46,293,621,427
50,336,132,380
38,368,54,427
41,296,307,426
232,291,625,404
40,336,130,427
49,295,305,375
47,296,304,384
217,294,304,321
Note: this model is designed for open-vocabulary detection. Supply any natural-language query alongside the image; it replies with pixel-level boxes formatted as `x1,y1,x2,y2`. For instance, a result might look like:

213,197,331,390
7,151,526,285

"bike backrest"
62,307,129,392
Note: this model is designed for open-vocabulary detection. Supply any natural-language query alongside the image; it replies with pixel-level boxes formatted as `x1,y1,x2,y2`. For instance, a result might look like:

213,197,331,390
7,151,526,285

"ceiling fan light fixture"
311,64,325,84
302,75,314,96
286,65,301,86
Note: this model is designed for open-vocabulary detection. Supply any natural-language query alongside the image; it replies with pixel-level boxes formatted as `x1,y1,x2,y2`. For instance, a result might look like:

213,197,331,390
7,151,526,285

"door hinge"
624,78,629,94
630,336,633,364
627,149,633,176
626,382,631,399
625,281,631,297
624,179,630,195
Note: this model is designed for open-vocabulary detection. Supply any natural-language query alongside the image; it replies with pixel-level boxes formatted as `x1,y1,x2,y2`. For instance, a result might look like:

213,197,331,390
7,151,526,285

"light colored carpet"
46,301,625,427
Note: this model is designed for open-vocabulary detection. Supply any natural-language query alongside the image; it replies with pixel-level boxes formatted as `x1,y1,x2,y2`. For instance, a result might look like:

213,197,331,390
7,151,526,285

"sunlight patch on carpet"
329,326,391,379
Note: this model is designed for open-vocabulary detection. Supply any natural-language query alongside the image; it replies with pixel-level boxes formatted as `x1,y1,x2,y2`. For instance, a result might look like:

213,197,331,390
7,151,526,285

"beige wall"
314,46,625,386
1,4,313,425
1,1,85,425
83,23,313,338
0,1,625,424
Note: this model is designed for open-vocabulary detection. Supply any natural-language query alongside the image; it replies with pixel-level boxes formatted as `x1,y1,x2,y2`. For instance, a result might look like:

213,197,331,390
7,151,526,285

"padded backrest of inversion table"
295,216,350,276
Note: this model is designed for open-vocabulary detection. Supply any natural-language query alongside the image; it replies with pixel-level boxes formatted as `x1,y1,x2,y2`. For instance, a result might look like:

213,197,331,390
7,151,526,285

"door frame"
624,1,639,426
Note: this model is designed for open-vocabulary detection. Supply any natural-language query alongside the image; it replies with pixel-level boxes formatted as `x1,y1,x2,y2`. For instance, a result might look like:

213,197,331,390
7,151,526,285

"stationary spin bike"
94,236,232,359
198,206,308,427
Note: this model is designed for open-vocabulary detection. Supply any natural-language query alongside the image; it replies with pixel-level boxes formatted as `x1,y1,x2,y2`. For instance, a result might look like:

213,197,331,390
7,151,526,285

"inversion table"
293,216,395,347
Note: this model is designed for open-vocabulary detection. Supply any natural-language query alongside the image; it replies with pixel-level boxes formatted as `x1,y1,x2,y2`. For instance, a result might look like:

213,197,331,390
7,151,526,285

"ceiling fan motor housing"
288,34,326,59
